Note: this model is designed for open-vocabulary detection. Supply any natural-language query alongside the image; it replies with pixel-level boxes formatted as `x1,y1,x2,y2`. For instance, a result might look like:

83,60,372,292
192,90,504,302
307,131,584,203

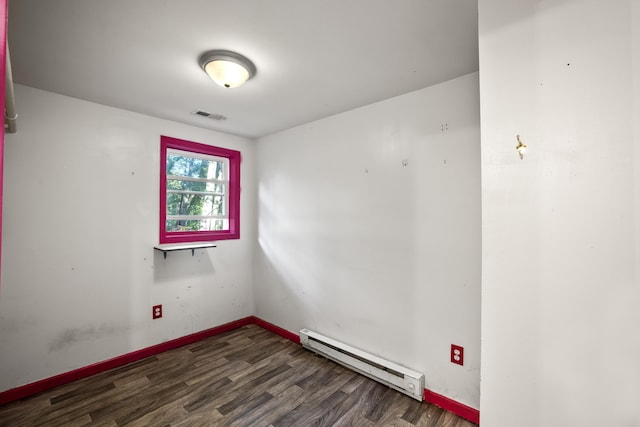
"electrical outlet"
451,344,464,366
152,304,162,319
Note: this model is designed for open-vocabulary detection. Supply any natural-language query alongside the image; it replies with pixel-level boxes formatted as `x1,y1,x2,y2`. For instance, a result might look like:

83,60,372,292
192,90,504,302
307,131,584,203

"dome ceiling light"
198,50,256,89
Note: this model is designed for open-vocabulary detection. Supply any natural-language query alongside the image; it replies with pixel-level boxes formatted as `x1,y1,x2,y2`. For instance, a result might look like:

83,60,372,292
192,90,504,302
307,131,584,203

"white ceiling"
7,0,478,138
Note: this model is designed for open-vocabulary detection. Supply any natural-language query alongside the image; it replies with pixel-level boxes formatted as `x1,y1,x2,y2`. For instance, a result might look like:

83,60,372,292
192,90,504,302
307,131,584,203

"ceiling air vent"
191,110,227,121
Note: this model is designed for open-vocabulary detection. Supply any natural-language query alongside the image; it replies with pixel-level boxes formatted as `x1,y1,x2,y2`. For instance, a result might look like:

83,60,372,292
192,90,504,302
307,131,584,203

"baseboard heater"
299,329,425,401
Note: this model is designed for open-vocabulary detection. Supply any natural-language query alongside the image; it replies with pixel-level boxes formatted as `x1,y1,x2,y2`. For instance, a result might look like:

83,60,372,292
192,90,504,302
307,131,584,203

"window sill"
154,242,217,258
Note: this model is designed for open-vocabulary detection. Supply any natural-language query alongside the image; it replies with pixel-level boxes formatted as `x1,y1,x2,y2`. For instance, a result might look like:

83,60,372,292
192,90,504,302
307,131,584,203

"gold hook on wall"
516,135,527,160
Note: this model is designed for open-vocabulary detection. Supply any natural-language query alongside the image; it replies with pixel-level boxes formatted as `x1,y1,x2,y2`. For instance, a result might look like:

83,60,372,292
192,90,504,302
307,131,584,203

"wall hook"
516,135,527,159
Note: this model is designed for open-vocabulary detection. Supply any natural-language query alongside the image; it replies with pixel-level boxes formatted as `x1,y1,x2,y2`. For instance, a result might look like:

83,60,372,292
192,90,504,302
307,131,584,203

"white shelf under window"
154,242,217,258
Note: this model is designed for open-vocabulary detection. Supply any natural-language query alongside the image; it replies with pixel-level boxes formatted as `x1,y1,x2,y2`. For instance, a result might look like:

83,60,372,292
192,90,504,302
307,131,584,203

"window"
160,135,240,243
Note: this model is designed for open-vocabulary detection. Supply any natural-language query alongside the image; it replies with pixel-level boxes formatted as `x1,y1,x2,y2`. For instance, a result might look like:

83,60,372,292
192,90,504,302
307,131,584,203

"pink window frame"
160,135,241,243
0,0,5,287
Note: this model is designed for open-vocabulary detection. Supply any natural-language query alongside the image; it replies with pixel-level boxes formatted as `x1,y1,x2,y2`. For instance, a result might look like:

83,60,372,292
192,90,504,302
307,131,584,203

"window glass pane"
166,219,228,232
207,182,225,193
167,194,225,217
167,180,225,194
167,179,205,193
167,153,224,180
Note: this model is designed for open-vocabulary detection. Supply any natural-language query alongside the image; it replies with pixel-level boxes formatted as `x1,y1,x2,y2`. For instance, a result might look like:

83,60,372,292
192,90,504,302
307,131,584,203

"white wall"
0,85,255,392
254,73,481,408
479,1,640,426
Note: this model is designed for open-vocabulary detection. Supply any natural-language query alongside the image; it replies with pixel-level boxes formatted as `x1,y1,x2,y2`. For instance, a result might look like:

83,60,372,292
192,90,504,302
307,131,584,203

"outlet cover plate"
451,344,464,365
152,304,162,319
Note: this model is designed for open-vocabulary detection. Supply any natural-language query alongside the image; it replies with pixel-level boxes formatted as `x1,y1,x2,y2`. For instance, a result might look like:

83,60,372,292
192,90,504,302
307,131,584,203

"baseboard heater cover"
299,329,425,401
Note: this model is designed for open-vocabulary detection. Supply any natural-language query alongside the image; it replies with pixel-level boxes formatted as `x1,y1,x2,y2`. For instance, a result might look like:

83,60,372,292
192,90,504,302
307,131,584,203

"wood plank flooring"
0,325,478,427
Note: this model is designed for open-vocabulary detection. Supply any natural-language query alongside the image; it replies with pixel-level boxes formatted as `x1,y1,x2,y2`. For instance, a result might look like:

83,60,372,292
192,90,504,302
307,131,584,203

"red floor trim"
423,388,480,424
249,315,301,344
0,316,254,406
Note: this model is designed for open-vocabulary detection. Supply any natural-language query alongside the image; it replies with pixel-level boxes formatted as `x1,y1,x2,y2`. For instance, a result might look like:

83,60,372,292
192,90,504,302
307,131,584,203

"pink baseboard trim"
0,316,255,406
249,316,301,344
423,388,480,424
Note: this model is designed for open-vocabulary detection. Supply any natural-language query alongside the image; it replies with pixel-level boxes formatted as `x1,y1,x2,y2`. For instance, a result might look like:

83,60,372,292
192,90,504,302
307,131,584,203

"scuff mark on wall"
49,324,120,352
0,315,39,332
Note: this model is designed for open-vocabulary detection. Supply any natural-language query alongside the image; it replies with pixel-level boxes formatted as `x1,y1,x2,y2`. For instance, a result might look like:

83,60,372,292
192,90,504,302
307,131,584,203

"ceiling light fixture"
198,50,256,89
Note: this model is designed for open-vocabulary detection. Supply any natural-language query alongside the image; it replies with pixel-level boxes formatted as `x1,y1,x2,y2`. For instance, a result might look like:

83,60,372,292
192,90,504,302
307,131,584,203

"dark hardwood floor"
0,325,478,426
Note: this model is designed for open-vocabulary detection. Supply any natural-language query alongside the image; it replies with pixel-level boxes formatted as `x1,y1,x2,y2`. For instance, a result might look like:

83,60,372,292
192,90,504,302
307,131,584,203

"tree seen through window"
166,151,227,232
